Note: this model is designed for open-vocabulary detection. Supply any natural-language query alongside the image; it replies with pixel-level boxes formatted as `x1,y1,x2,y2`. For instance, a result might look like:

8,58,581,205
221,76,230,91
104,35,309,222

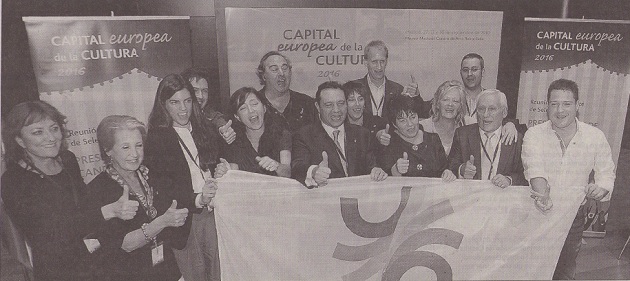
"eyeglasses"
268,64,291,74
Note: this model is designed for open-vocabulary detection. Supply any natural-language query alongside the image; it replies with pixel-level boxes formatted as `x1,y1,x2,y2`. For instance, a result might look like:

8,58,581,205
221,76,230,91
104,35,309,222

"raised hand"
256,156,279,172
402,74,419,97
313,151,331,186
214,158,231,178
219,120,236,144
461,155,477,179
393,152,409,175
160,200,189,228
111,185,139,220
500,122,518,145
376,124,391,146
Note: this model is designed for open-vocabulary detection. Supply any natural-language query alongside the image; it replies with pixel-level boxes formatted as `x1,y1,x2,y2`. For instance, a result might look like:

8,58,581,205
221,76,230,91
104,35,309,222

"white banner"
215,171,585,280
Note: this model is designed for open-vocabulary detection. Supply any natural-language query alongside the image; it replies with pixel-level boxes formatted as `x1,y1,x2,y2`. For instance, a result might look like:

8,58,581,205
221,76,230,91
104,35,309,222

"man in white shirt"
448,89,527,187
291,81,387,187
522,78,615,280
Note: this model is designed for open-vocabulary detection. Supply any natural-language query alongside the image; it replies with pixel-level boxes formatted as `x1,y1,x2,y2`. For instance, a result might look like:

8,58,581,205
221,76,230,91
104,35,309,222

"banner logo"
334,186,464,280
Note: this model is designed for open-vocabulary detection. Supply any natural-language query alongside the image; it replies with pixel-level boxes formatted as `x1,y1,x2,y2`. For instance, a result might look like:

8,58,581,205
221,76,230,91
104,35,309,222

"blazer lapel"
468,128,483,180
361,75,375,116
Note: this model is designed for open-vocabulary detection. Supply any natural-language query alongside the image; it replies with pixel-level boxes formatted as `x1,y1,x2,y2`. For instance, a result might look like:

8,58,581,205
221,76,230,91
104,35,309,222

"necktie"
333,130,348,176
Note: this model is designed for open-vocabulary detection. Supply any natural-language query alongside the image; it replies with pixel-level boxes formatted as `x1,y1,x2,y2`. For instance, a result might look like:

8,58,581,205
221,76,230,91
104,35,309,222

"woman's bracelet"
141,222,152,244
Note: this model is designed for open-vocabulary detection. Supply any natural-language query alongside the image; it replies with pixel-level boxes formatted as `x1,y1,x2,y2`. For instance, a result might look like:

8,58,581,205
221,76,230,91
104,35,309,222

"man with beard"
256,51,319,133
291,81,387,188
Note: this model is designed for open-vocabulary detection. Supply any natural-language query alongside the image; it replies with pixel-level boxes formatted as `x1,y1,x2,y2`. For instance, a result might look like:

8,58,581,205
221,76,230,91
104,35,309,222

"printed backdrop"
215,171,585,280
24,16,193,182
517,18,630,166
224,8,503,101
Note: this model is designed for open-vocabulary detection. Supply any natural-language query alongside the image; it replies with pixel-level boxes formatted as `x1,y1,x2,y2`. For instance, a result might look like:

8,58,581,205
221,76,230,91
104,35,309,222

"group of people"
0,40,616,280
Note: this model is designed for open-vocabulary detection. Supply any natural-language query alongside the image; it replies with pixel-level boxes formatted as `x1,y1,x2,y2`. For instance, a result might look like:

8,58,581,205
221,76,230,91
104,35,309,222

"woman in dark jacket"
144,74,222,281
379,95,457,181
86,115,189,280
1,101,134,280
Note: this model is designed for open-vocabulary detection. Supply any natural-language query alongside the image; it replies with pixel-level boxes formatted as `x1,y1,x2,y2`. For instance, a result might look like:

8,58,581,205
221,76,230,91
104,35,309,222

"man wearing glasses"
447,89,526,187
256,51,319,133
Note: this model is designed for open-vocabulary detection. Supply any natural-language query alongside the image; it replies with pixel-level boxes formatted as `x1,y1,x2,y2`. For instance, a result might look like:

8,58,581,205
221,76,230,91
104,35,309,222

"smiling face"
107,129,143,173
346,91,365,121
190,78,209,109
317,88,347,128
16,118,63,162
438,88,463,120
365,47,388,83
460,58,484,91
165,89,193,128
548,89,578,131
476,93,506,133
235,93,266,131
262,54,292,94
394,111,420,139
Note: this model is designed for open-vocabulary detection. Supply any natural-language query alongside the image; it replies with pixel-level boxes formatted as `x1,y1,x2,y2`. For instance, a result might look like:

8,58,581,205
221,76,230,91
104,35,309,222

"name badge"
151,241,164,266
83,238,101,253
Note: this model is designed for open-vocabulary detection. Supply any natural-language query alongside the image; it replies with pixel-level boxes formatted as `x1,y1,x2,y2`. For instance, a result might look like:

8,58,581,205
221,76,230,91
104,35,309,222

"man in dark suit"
292,81,388,187
447,89,527,188
352,40,431,146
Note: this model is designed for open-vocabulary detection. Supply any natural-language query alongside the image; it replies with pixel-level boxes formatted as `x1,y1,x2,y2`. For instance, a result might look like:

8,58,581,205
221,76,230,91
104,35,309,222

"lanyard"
176,134,206,180
480,133,501,180
369,93,384,116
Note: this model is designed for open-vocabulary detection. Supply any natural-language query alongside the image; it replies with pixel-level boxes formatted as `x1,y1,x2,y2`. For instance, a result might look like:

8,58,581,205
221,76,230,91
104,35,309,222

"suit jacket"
447,124,527,186
352,75,431,120
292,122,378,185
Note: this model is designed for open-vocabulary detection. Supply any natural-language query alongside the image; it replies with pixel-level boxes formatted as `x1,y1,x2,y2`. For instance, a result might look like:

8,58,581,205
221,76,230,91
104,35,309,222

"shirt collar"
479,125,502,139
321,122,345,139
367,75,386,89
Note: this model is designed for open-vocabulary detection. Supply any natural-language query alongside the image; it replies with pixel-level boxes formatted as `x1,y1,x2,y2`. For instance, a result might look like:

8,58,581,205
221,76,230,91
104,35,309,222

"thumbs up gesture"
393,152,410,176
313,151,331,186
200,178,218,207
104,185,139,221
214,158,231,179
402,74,419,97
159,200,189,228
219,119,236,144
376,124,392,146
461,155,477,179
256,156,279,172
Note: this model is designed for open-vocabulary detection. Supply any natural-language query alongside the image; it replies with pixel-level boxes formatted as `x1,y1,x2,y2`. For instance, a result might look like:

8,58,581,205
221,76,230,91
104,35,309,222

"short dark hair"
2,101,68,164
342,81,368,100
547,79,579,101
461,53,485,69
315,81,345,104
387,95,419,127
256,51,292,86
228,87,263,118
